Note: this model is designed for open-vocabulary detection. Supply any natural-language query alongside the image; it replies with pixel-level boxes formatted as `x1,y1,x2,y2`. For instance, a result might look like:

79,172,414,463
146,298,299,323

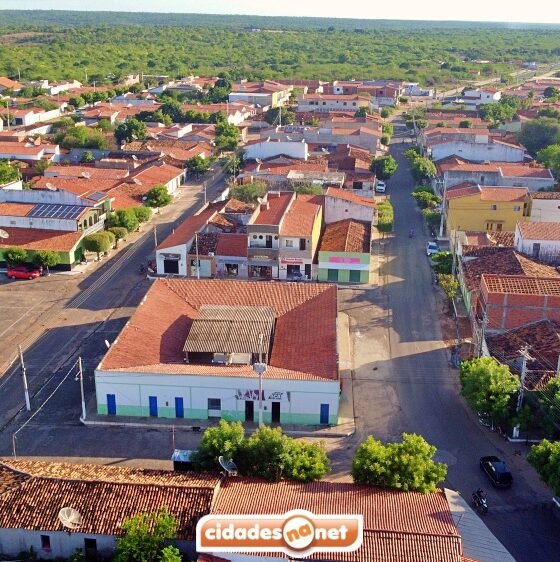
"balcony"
247,247,278,260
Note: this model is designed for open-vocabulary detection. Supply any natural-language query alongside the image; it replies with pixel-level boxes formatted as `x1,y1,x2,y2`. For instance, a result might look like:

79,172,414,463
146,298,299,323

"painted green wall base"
97,404,338,425
318,268,369,284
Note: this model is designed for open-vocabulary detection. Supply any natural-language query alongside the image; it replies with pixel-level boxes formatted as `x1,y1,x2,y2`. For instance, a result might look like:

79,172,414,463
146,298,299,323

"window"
41,535,51,551
299,238,307,250
285,239,293,247
252,235,257,239
353,102,357,106
490,205,497,211
480,175,485,183
513,205,521,212
208,398,221,410
258,235,263,239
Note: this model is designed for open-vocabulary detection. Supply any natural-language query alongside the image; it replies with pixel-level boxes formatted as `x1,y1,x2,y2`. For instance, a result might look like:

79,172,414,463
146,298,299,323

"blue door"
320,404,329,424
149,396,158,417
107,394,116,416
175,397,184,418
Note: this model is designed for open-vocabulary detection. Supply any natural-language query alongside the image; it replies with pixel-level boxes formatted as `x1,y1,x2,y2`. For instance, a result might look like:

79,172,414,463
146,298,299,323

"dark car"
6,265,42,280
480,455,513,488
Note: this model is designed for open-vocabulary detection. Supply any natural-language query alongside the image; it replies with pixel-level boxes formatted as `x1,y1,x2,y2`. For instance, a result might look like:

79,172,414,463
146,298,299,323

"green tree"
370,155,398,181
133,206,153,223
35,160,51,174
230,181,266,203
159,546,182,562
518,117,560,154
376,200,394,233
115,209,139,232
352,433,447,493
293,183,323,195
265,107,295,125
459,357,519,423
527,439,560,495
411,157,437,182
32,249,59,274
186,155,210,178
0,161,19,184
437,273,459,307
404,146,422,161
432,251,452,274
382,123,394,136
536,144,560,178
422,208,441,229
115,118,148,145
412,191,439,209
97,118,113,132
283,439,330,483
108,226,128,247
543,86,560,99
536,377,560,434
145,184,172,209
83,232,112,260
224,154,242,176
80,150,95,163
215,121,240,152
114,508,178,562
192,419,245,471
380,108,391,118
459,120,473,128
355,106,372,118
5,247,28,266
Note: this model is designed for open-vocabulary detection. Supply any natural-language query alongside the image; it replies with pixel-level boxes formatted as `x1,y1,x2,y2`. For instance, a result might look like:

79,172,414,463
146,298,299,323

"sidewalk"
81,312,356,439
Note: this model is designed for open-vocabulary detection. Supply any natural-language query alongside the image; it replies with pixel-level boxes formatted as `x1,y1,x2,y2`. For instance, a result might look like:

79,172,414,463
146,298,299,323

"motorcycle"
472,489,488,514
409,229,415,238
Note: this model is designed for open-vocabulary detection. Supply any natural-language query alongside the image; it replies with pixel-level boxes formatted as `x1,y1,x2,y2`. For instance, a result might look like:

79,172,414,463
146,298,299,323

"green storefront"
318,251,371,284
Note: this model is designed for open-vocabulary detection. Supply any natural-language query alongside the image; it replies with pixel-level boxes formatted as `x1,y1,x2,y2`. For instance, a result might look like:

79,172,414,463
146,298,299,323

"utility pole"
18,345,30,411
513,346,533,438
478,312,488,357
78,357,86,421
252,333,266,428
153,224,158,248
195,232,200,279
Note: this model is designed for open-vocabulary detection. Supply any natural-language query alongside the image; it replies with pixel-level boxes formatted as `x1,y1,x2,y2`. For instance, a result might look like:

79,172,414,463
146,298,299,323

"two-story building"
278,194,323,280
297,94,370,113
528,192,560,222
444,184,529,236
229,81,292,109
247,191,295,279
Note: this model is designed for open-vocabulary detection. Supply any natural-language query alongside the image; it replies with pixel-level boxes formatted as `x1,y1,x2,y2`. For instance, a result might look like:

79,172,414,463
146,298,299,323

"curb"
79,418,354,439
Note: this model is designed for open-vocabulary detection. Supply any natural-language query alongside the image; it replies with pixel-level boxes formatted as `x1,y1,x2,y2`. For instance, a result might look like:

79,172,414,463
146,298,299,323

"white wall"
248,232,280,249
0,529,114,559
156,242,189,276
245,140,308,161
95,371,340,421
514,227,560,262
324,196,375,225
0,188,89,206
0,214,79,232
431,141,525,163
298,98,363,112
530,199,560,222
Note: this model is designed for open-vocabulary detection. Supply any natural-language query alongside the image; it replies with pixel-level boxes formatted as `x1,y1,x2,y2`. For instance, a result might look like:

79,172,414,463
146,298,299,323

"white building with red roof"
95,278,340,425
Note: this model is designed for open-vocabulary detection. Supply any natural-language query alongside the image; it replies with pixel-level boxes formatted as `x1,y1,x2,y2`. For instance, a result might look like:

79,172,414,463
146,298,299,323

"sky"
2,0,560,24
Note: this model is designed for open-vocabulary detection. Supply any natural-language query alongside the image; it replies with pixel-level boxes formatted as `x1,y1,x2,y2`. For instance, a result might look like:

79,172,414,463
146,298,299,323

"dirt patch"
0,32,55,45
434,287,457,348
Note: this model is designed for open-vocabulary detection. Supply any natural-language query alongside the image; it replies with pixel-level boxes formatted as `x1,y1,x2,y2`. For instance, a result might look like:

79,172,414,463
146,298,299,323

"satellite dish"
0,229,9,239
45,182,58,191
218,456,238,477
58,507,82,530
132,154,138,161
104,339,110,349
81,171,91,179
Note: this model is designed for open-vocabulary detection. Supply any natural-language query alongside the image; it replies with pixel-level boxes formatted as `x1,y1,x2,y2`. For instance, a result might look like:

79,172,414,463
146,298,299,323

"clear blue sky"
2,0,560,25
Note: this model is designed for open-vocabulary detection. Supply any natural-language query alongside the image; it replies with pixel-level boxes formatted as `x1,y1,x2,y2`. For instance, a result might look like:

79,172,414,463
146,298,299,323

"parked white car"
426,241,440,256
375,181,386,193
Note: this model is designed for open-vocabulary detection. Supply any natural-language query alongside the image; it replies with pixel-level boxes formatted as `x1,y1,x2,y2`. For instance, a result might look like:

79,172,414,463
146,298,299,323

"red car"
7,265,42,280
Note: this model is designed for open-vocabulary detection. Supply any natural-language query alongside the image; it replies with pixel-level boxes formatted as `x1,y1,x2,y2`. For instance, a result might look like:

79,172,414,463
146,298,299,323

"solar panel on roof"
88,192,106,201
28,203,85,220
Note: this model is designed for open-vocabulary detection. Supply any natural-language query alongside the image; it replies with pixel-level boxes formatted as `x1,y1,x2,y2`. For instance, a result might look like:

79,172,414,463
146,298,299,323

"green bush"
412,185,434,195
4,246,28,266
422,208,441,228
380,107,391,118
528,439,560,495
108,227,128,246
83,232,112,259
133,206,153,223
404,146,421,161
412,191,440,209
377,200,394,233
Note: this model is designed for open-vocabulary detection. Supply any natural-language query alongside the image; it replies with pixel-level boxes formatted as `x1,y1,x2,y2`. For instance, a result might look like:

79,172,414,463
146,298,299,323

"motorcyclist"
409,228,415,238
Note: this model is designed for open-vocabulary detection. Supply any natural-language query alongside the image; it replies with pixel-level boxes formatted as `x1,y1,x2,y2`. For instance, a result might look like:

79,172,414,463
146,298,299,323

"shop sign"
235,389,290,402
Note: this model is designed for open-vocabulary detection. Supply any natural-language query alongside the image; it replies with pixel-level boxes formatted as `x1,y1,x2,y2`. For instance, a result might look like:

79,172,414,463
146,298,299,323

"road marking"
0,298,47,340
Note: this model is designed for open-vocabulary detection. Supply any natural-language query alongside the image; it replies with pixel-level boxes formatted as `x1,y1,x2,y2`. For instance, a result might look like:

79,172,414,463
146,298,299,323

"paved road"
329,140,560,561
0,172,226,435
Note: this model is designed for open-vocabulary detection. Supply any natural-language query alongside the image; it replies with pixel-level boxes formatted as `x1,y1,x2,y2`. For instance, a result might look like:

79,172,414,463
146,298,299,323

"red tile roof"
33,176,119,199
280,196,321,236
0,202,35,217
0,76,24,90
212,480,462,562
531,191,560,199
461,248,560,292
46,166,129,180
215,233,248,257
482,274,560,296
130,162,183,186
100,279,338,381
0,461,215,540
320,219,371,253
325,187,375,208
0,227,82,252
499,164,553,179
479,186,528,202
517,221,560,240
156,202,222,250
252,192,294,225
445,183,480,200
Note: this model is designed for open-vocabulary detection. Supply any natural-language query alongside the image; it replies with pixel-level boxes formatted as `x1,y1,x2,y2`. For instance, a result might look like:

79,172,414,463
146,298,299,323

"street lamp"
252,333,267,427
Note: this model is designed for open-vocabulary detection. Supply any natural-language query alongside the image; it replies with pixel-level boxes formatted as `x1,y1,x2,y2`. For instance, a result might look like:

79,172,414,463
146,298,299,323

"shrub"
32,249,60,274
83,232,112,260
398,96,409,103
377,200,394,233
528,440,560,495
380,107,391,118
412,191,439,209
115,209,139,232
133,206,153,223
404,146,421,161
108,227,128,246
422,208,442,228
4,246,28,266
145,185,172,209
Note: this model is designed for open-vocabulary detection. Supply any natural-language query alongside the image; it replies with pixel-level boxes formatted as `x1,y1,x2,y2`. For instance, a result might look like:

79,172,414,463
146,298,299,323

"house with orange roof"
297,93,370,113
278,194,323,280
246,191,295,279
514,221,560,264
318,219,372,284
0,76,24,92
427,135,526,163
444,183,529,236
229,80,292,108
95,278,340,425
